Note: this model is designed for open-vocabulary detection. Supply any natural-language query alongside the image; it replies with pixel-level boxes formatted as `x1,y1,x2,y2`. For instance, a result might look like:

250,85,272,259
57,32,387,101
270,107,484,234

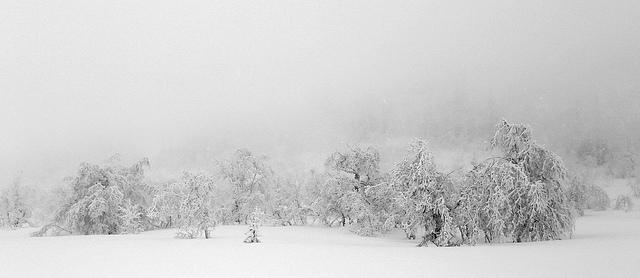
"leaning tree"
462,120,574,243
34,158,152,236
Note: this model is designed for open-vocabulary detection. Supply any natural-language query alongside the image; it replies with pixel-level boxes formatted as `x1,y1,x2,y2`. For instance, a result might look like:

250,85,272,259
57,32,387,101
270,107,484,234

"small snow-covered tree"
174,172,217,239
628,181,640,198
243,208,265,243
613,195,633,212
566,176,588,216
585,185,610,211
0,177,33,228
392,139,461,246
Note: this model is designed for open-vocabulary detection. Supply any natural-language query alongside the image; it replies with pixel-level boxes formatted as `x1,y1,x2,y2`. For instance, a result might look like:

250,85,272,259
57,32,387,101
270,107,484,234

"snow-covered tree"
613,195,633,212
461,159,528,243
34,158,151,236
306,171,350,226
585,184,610,210
243,208,264,243
0,177,33,228
148,181,184,229
120,200,145,234
392,139,461,246
218,149,272,224
566,175,588,216
463,120,574,243
565,177,612,216
269,175,310,226
325,146,380,190
174,172,217,239
628,181,640,198
322,146,395,236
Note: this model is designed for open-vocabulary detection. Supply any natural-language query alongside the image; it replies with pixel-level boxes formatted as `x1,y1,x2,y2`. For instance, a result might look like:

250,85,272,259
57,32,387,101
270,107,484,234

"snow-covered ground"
1,210,638,278
2,181,639,278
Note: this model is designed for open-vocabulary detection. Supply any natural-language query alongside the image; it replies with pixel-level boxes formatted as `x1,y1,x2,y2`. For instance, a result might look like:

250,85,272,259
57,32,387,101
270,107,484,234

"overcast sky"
1,0,639,185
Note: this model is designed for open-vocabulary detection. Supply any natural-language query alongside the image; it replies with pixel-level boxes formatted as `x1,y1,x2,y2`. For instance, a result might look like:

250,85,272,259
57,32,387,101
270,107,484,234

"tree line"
2,120,626,246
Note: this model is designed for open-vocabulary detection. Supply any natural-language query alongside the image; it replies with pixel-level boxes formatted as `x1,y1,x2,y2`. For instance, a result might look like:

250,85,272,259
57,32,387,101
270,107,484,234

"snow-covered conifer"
243,208,264,243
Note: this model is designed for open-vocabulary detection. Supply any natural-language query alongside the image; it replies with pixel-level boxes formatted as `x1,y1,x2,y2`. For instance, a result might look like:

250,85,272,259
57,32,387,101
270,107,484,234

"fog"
1,0,639,186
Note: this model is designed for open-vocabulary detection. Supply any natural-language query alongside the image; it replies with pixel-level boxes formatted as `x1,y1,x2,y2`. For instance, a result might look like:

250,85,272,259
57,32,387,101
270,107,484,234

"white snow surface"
1,210,639,278
2,181,640,278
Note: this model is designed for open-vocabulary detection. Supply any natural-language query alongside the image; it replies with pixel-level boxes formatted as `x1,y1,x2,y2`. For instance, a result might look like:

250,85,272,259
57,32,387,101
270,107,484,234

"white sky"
1,0,639,185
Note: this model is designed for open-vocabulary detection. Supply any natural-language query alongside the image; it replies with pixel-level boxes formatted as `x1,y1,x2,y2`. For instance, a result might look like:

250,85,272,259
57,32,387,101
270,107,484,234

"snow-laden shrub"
463,120,574,243
613,195,633,212
585,185,610,211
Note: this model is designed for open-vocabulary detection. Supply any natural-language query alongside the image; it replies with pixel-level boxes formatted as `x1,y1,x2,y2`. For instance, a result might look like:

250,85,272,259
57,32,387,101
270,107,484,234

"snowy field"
1,209,639,278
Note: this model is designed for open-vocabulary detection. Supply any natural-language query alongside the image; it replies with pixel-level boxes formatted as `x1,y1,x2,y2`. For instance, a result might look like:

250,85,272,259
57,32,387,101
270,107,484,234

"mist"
2,0,639,186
